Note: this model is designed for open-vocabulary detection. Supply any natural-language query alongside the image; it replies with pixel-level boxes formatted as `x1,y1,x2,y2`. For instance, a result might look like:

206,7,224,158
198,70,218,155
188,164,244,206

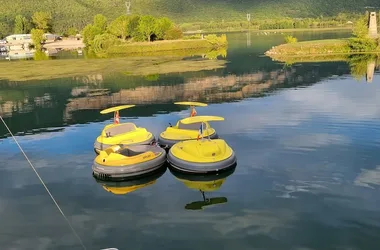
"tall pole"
126,1,131,15
247,13,251,30
246,14,251,47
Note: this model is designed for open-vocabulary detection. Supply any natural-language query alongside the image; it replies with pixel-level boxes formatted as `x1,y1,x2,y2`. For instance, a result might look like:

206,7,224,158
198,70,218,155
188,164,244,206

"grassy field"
0,56,226,82
266,39,350,56
106,39,226,56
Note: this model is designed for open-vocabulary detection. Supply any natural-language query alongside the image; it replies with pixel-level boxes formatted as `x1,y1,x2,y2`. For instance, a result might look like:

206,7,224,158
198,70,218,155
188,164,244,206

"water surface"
1,30,380,250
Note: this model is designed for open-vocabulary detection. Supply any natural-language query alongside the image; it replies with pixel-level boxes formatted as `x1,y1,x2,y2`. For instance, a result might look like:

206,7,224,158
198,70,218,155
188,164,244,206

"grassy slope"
1,0,378,33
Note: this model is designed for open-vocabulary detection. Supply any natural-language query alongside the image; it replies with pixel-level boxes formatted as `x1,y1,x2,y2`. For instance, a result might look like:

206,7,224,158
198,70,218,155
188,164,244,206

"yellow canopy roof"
100,105,136,114
180,116,225,124
174,102,208,107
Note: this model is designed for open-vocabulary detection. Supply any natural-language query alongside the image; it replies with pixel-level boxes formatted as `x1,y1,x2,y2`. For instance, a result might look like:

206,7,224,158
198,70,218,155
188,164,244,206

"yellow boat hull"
158,120,218,148
167,139,237,173
94,122,155,154
93,144,166,179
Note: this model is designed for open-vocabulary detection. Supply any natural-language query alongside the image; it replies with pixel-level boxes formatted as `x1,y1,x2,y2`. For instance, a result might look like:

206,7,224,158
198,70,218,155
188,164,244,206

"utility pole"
247,13,251,30
126,1,131,15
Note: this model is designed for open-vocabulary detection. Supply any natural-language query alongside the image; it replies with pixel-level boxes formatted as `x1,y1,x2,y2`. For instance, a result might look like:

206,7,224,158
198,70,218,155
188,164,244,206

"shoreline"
184,26,352,35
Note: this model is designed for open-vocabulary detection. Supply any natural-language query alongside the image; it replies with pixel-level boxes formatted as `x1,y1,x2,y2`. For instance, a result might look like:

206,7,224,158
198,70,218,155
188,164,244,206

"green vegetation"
346,14,380,52
82,14,181,47
105,37,227,56
31,29,44,50
1,0,379,38
266,39,350,57
32,11,52,32
80,14,226,56
285,35,297,44
14,15,30,34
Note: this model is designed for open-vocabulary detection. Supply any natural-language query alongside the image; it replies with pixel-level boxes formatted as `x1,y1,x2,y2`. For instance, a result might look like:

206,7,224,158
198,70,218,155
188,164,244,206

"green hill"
0,0,379,36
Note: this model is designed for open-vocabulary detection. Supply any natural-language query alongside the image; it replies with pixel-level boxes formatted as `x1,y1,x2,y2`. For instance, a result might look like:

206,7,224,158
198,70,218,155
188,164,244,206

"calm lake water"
1,30,380,250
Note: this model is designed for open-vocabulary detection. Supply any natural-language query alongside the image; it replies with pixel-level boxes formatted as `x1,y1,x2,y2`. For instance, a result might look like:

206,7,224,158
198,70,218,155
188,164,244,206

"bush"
164,27,183,40
66,27,78,37
347,38,377,52
284,35,297,44
31,28,45,50
92,33,118,53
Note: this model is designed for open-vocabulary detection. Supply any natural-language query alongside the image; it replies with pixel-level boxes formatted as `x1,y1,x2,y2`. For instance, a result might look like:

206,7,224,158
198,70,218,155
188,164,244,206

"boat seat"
119,148,144,157
178,122,207,130
105,124,136,137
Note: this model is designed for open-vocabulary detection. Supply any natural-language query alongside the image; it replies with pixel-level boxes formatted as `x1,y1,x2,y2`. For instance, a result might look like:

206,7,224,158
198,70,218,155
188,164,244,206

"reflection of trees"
346,54,378,81
268,53,380,82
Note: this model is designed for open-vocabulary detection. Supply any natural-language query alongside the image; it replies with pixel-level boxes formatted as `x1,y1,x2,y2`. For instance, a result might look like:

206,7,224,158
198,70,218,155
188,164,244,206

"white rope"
0,115,87,250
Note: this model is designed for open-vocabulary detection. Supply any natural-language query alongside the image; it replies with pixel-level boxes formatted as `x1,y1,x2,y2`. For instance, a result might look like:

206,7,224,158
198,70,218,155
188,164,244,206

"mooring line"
0,115,87,250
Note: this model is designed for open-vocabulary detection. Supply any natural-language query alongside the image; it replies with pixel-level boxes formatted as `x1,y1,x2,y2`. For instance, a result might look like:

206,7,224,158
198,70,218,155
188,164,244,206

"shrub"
92,33,118,53
284,35,297,44
31,28,45,50
347,37,377,52
164,27,183,40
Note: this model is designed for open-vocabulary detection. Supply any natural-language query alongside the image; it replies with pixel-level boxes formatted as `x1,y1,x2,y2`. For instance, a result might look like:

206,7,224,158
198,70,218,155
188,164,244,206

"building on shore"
5,34,32,45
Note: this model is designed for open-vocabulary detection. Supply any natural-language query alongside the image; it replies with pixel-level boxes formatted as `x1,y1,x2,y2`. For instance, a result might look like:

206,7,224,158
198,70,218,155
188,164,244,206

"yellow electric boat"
167,116,237,174
94,105,155,154
94,166,167,195
158,102,219,148
92,144,167,180
169,166,236,210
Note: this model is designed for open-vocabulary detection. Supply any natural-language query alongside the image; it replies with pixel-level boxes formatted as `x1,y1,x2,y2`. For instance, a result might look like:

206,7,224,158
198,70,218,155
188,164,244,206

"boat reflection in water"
93,165,167,195
170,164,236,210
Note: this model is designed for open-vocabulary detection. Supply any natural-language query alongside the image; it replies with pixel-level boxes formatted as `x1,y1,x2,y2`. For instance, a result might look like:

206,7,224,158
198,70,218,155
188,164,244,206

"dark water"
1,30,380,250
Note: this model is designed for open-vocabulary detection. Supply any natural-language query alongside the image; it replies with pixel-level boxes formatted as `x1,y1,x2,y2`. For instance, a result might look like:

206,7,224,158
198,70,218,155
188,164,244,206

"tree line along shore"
2,12,228,57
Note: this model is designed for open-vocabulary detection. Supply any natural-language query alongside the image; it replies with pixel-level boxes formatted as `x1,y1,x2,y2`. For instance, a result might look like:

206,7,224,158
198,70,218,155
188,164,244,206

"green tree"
155,17,173,40
0,22,11,39
66,27,78,37
14,15,30,34
32,12,52,31
93,14,107,32
164,26,183,40
353,15,368,39
128,15,140,35
31,28,44,50
108,15,129,40
138,15,157,42
82,24,102,46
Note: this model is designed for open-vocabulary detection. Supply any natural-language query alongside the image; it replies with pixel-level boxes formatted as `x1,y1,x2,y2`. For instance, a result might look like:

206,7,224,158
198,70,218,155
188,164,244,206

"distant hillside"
0,0,379,36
